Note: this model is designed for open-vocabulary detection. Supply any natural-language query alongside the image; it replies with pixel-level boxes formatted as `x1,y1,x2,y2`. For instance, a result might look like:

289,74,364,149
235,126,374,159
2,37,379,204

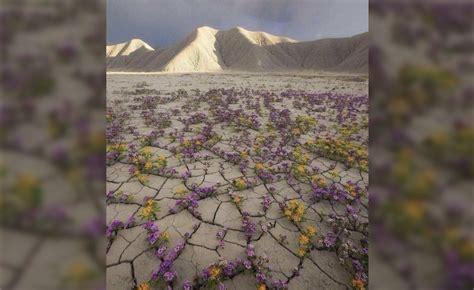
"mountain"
106,38,154,57
106,26,368,73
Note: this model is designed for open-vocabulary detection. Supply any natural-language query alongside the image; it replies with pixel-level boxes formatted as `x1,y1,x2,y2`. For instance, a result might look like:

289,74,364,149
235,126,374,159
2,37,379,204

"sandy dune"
107,26,368,73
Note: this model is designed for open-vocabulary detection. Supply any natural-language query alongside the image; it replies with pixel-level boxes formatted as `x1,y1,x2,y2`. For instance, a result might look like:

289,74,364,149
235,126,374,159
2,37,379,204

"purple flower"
181,171,191,179
144,221,158,232
163,271,176,282
273,279,289,289
243,259,252,269
261,195,271,211
174,240,186,254
256,271,266,283
125,216,135,228
223,262,236,276
323,232,337,248
106,191,114,200
242,214,257,237
147,231,160,245
218,282,227,290
246,244,255,257
106,220,123,239
155,245,167,258
183,281,192,290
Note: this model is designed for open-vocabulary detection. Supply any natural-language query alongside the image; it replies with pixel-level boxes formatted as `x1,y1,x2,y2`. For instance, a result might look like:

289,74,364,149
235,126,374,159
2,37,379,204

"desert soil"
106,72,368,290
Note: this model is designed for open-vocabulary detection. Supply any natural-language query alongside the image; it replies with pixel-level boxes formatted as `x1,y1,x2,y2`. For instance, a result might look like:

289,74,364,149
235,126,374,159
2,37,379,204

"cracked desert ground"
106,72,368,290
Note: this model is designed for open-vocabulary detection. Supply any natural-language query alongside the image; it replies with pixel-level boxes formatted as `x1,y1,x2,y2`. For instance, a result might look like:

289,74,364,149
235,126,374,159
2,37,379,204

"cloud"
107,0,368,47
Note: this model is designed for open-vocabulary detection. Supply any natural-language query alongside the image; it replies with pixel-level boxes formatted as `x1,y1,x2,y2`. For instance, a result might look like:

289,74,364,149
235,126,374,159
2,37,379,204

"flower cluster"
143,221,169,249
242,212,257,237
305,138,368,171
139,197,160,221
150,240,186,287
106,143,127,164
297,226,317,257
171,192,200,217
106,190,133,204
232,177,247,190
295,115,317,132
261,195,272,212
283,200,305,224
230,191,243,208
106,220,123,241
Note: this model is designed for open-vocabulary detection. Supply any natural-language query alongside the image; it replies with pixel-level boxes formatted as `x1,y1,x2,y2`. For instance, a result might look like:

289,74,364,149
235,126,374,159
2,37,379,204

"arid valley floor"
106,72,368,290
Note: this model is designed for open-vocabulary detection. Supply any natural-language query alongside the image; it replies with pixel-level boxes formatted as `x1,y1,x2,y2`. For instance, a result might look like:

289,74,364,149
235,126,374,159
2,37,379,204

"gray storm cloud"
107,0,368,47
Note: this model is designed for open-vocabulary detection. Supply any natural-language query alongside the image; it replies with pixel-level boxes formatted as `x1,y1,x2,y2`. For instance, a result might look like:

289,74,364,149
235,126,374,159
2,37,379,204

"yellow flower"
298,248,306,257
299,234,310,246
292,128,301,135
138,174,148,184
209,266,221,280
157,155,166,161
352,278,365,290
304,226,317,237
175,187,186,196
296,205,305,215
144,161,153,171
160,231,170,242
137,282,151,290
233,195,242,205
255,163,265,171
141,206,153,218
311,176,326,187
296,165,306,174
234,178,246,189
257,284,266,290
292,214,302,223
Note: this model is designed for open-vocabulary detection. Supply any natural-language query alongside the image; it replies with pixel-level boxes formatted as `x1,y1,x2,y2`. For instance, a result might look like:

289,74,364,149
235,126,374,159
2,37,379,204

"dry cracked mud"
106,72,368,290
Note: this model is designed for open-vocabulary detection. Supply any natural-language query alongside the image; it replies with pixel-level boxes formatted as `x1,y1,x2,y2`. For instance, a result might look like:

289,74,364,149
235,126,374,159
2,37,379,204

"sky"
107,0,368,48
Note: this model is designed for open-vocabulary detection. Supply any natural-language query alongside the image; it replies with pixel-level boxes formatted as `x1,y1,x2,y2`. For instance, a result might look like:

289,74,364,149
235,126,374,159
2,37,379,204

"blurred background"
0,0,106,289
0,0,472,289
369,0,473,289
